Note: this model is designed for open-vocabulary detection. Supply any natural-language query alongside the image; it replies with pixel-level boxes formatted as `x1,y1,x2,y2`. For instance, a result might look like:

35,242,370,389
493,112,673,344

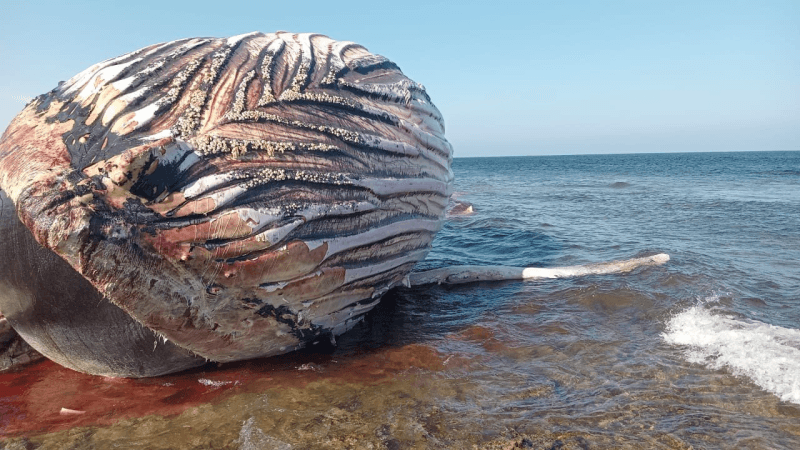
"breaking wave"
663,303,800,404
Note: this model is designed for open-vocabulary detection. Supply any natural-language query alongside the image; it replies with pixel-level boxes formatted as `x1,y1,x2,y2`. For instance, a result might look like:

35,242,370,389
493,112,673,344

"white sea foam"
663,304,800,404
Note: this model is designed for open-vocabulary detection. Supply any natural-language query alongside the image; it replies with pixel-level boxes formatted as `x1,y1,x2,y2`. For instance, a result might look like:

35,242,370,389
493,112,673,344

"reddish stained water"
0,343,447,438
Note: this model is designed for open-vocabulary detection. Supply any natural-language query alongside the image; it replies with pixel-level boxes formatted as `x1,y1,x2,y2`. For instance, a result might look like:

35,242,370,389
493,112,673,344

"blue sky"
1,0,797,157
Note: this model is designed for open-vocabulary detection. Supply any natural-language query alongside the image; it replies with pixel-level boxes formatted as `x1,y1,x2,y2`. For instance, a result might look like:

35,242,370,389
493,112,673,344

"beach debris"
198,378,236,388
297,362,323,372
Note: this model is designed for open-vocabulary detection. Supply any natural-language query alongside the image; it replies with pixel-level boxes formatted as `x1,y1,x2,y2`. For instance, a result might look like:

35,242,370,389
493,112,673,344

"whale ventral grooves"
0,31,453,377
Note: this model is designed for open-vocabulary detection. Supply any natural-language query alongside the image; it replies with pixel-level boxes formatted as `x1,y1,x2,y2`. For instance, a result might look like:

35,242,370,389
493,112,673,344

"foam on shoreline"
663,304,800,404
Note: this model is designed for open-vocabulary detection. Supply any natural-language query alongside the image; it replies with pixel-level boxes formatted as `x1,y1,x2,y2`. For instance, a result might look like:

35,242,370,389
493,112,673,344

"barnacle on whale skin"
0,31,453,377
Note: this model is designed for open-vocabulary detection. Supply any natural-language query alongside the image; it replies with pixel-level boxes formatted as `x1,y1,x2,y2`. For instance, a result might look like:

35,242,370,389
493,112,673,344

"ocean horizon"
454,149,800,158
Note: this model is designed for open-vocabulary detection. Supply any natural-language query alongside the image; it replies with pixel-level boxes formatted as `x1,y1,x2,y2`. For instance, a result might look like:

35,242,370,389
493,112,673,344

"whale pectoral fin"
406,254,670,286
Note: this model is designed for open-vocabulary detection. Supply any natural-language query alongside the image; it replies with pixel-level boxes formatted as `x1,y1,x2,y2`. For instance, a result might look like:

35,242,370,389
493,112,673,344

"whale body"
0,32,452,377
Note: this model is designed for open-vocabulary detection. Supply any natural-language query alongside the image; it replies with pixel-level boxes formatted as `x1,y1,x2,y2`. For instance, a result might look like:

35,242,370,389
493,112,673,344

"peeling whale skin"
0,191,205,377
0,32,453,377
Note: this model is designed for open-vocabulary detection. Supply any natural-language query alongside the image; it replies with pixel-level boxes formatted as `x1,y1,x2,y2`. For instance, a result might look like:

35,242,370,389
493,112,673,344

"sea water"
2,151,799,448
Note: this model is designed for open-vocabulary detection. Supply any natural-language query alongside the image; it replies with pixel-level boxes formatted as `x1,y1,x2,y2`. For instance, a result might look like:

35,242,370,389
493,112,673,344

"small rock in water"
0,314,44,371
238,417,291,450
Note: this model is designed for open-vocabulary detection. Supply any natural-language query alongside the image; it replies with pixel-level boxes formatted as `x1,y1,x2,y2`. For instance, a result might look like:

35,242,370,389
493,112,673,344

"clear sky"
1,0,797,157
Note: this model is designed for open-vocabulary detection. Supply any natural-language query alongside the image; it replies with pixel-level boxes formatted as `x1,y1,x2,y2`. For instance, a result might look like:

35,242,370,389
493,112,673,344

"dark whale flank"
0,191,205,377
0,32,452,377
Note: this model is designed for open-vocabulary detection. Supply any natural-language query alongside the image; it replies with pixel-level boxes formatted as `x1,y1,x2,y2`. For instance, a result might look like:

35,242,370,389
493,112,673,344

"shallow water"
2,151,800,449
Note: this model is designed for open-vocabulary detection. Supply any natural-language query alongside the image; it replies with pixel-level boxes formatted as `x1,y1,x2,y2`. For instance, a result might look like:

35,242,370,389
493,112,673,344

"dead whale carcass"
0,32,453,377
